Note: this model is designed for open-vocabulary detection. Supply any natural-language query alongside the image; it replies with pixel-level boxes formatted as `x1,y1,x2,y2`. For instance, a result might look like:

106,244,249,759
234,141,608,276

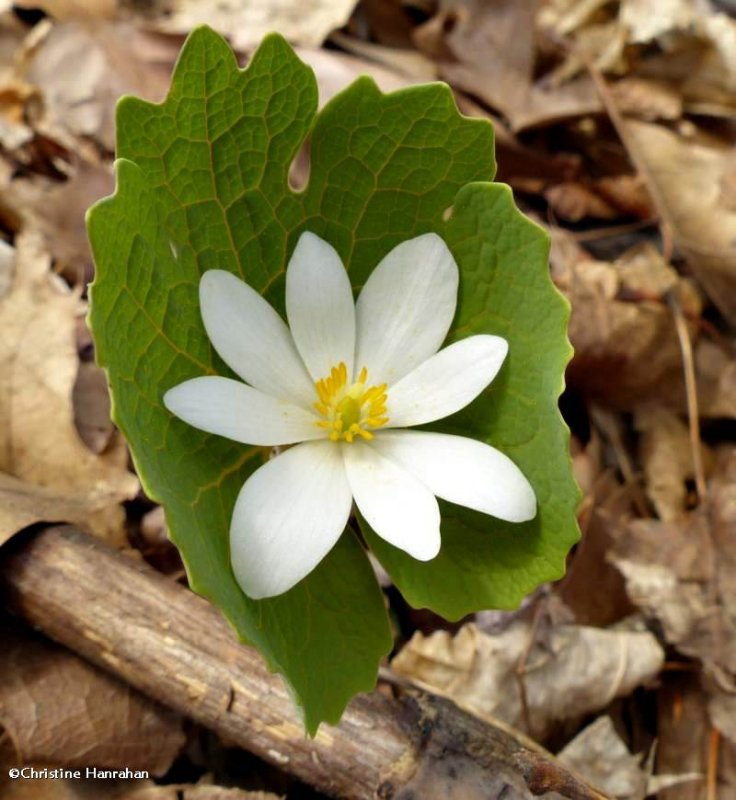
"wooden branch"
0,526,608,800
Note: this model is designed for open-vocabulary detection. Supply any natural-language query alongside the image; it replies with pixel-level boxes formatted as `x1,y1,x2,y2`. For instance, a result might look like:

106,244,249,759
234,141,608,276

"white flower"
164,232,536,599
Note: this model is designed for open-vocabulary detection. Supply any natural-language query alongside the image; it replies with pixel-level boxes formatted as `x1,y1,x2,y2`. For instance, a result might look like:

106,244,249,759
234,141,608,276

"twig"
570,217,658,243
515,596,548,739
0,525,610,800
666,289,707,503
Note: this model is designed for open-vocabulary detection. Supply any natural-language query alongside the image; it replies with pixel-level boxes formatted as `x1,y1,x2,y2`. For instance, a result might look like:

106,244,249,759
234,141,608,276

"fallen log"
0,525,608,800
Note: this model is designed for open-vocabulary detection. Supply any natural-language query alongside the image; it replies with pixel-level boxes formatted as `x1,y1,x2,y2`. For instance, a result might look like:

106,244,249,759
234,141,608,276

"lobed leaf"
87,26,577,729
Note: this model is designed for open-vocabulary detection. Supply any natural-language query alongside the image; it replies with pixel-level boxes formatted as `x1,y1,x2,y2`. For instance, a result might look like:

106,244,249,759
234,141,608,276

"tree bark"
0,526,608,800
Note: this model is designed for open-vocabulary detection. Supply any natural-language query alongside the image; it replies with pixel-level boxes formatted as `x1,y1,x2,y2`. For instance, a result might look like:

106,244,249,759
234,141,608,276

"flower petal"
286,232,355,381
199,270,315,407
386,335,508,428
342,441,440,560
355,233,458,386
372,431,536,523
164,376,323,446
230,440,353,599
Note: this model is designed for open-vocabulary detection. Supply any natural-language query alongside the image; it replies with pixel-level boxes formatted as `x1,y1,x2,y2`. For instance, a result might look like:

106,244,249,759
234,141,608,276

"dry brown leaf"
184,789,282,800
620,0,698,43
0,16,38,154
595,174,655,219
537,0,613,37
635,407,709,521
22,21,179,150
610,447,736,739
684,12,736,110
416,0,601,131
623,119,736,324
0,472,127,546
0,232,138,544
554,239,702,409
361,0,416,48
329,31,438,82
8,159,114,283
0,776,148,800
695,338,736,419
0,778,280,800
546,181,620,222
14,0,117,20
140,505,168,547
150,0,358,52
297,46,413,107
391,619,664,740
0,620,185,774
558,469,637,627
557,715,648,800
611,515,716,660
0,238,13,296
73,360,113,453
655,674,736,800
558,714,700,799
609,77,684,120
125,787,282,800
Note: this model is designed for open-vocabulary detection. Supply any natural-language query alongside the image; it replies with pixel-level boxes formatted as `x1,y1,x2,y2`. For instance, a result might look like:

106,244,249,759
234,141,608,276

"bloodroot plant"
87,27,579,732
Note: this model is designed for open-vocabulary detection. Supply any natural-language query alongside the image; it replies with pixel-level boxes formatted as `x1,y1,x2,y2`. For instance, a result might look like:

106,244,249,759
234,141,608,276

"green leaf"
361,183,581,620
86,26,504,730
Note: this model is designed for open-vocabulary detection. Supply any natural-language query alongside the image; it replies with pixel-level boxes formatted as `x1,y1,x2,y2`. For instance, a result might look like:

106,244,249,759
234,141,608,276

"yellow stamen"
313,362,389,444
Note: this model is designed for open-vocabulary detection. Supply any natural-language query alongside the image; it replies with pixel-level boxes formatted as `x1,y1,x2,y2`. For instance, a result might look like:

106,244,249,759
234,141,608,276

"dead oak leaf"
610,447,736,741
415,0,601,131
0,232,137,544
391,619,664,740
624,119,736,325
0,472,126,547
0,620,185,774
22,20,179,151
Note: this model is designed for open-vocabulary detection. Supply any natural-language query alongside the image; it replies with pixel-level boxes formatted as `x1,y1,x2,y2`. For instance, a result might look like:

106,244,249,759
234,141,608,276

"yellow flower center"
314,362,389,443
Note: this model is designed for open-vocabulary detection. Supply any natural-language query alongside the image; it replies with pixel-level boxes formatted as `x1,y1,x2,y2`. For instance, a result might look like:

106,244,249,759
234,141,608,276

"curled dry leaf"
623,119,736,325
557,715,648,800
558,714,700,800
0,620,185,774
391,619,664,740
0,232,138,545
